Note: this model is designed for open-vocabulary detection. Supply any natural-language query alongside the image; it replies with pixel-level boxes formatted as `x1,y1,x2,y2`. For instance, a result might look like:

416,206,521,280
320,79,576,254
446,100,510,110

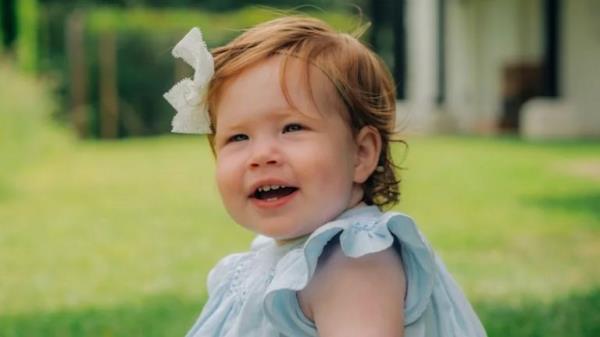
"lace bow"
163,27,214,134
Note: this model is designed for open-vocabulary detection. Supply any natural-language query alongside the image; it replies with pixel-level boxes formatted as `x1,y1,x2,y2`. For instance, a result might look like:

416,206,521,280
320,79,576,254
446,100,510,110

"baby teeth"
258,185,284,192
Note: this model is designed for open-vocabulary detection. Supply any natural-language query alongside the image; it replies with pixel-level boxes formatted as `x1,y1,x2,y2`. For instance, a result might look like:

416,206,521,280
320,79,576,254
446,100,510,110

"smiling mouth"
252,185,299,201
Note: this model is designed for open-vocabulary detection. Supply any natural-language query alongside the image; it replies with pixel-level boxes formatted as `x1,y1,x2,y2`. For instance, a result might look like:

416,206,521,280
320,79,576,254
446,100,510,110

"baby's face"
213,56,364,241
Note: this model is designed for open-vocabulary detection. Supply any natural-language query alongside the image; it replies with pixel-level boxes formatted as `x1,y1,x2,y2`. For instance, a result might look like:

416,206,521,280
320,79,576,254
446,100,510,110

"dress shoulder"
206,234,270,296
263,206,438,336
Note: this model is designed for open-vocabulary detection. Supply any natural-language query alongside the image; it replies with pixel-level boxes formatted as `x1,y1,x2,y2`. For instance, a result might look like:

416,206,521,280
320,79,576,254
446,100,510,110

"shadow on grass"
0,294,205,337
524,192,600,224
1,288,598,337
477,287,600,337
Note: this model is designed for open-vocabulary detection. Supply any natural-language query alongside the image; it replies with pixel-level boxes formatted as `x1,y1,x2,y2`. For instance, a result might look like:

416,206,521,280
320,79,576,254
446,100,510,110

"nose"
248,138,281,169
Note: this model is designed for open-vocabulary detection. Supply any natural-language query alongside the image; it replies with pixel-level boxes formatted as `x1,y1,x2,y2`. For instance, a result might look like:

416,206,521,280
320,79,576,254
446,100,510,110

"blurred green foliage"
0,13,3,53
38,0,366,12
0,0,39,71
0,59,71,199
85,6,359,41
16,0,39,72
40,6,361,138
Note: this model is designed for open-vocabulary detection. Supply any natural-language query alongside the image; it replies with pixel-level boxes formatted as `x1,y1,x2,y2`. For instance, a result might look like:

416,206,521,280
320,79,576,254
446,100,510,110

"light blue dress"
185,206,487,337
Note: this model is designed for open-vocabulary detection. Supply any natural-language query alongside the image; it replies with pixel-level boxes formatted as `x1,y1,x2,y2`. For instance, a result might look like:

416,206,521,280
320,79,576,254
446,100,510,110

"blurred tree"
16,0,39,72
55,6,359,138
369,0,405,99
0,0,17,52
0,0,39,72
38,0,366,12
32,0,386,139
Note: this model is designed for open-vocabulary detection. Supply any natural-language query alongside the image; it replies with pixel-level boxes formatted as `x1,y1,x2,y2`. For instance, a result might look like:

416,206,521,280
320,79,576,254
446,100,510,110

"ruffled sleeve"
263,207,437,336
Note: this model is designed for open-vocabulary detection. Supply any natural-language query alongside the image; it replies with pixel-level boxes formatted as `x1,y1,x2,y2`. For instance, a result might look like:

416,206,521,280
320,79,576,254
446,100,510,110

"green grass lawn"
1,135,599,337
1,61,599,336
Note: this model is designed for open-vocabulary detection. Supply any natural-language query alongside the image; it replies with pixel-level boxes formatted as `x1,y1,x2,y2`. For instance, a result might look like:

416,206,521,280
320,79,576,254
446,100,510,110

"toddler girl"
164,16,487,337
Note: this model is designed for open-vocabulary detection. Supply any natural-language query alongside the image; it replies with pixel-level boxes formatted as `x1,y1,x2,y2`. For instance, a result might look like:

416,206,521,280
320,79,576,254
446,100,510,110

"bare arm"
297,244,406,337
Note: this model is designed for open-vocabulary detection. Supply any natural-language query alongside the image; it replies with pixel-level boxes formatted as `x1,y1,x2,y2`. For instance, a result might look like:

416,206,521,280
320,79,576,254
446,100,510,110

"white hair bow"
163,27,214,134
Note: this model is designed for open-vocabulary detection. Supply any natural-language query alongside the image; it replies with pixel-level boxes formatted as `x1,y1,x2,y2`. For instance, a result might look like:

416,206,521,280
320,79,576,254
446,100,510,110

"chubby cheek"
307,150,355,206
215,157,242,209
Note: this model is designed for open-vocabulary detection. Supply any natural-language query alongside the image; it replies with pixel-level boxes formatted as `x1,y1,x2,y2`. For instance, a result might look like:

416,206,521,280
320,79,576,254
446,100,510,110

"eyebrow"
219,106,318,131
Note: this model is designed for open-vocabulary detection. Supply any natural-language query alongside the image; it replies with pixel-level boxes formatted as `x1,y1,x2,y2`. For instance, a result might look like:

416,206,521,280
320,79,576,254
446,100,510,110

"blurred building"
401,0,600,138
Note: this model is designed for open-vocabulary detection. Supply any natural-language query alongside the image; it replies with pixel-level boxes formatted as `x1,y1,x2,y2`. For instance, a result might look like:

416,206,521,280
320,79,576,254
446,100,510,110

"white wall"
403,0,438,134
446,0,480,132
445,0,542,133
407,0,599,137
564,0,600,136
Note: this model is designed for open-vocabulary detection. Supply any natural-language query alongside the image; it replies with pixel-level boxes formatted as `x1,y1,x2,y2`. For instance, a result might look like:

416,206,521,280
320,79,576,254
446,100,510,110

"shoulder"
264,208,436,335
298,240,406,337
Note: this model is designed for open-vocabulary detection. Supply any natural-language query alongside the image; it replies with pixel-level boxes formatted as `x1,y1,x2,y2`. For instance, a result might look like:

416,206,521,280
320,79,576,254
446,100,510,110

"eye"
283,123,304,133
228,134,249,142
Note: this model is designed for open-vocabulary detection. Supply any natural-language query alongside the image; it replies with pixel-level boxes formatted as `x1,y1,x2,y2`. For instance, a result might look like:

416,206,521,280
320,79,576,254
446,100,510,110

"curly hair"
205,16,404,209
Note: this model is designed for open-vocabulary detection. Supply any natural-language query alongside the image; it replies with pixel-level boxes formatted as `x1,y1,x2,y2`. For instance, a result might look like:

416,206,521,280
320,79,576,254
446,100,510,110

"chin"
250,222,311,241
258,228,303,240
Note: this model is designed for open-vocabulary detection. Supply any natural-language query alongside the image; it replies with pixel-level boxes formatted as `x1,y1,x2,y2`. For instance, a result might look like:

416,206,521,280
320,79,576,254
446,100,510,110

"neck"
348,183,365,209
275,233,310,246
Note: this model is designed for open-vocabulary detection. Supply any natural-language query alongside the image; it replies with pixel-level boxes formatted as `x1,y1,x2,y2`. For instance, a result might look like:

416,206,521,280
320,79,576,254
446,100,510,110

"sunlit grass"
1,136,247,315
397,136,600,303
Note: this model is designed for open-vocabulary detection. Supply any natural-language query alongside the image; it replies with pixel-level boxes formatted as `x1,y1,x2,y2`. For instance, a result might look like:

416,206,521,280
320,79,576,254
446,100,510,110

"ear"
353,126,382,184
